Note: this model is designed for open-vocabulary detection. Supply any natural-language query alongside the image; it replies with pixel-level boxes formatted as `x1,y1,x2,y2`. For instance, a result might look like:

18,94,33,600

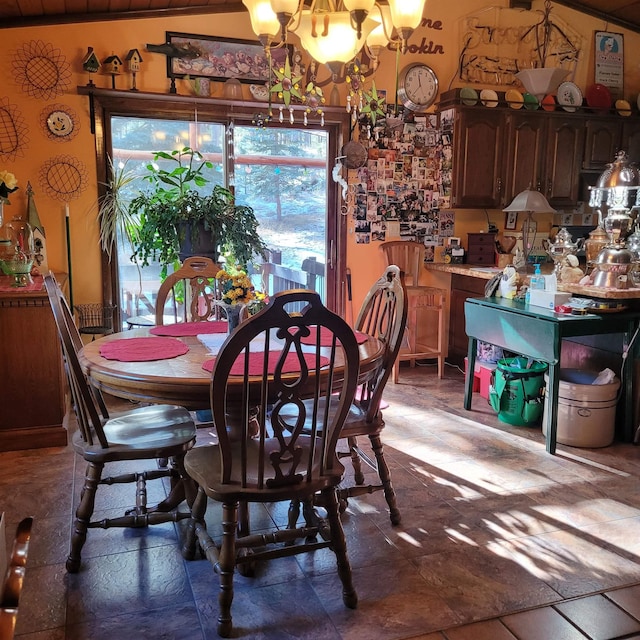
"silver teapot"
543,227,584,276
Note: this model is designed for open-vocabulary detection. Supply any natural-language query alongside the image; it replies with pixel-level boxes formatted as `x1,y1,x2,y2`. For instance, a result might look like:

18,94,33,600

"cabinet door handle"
536,179,542,192
496,177,502,193
547,179,552,196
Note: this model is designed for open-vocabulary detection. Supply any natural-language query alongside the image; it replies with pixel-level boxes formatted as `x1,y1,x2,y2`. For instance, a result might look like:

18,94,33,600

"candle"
65,203,70,217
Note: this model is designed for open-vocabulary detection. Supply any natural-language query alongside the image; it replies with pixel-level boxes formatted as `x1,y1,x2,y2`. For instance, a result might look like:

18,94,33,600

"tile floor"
3,363,640,639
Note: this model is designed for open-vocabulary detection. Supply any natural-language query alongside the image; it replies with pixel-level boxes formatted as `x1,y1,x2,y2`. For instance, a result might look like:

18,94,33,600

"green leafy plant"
128,147,266,269
98,157,140,259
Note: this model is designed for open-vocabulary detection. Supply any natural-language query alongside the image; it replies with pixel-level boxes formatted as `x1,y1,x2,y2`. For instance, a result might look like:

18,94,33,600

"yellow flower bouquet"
216,269,255,306
0,170,18,204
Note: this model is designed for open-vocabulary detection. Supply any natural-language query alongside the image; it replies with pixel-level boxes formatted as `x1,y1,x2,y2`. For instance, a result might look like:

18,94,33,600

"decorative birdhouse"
125,49,142,72
102,54,123,89
81,47,101,85
125,49,143,91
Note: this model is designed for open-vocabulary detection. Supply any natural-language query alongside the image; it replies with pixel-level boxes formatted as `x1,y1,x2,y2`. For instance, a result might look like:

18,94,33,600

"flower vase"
224,303,244,333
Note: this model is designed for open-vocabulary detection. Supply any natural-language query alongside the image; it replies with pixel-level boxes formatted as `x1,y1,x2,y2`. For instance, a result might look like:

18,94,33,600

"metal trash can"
542,369,620,448
489,357,548,426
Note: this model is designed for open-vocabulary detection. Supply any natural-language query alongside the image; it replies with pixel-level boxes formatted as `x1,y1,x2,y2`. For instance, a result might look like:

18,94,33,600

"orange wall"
1,2,639,312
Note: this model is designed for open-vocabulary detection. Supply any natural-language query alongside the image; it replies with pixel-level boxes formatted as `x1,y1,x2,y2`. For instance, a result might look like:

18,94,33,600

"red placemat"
203,351,330,375
299,326,369,345
0,274,44,292
150,321,227,337
99,337,189,362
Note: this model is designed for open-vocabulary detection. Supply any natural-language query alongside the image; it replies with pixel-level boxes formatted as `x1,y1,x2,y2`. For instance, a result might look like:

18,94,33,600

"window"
103,109,341,328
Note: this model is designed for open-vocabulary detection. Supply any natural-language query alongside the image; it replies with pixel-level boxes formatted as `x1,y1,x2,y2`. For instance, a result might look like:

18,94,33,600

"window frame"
83,87,351,327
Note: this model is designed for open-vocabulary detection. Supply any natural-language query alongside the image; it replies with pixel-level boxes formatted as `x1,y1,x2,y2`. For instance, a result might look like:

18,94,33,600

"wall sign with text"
594,31,624,99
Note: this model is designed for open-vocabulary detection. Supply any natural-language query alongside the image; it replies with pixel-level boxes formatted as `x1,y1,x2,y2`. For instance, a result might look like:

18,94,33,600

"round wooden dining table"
79,326,385,411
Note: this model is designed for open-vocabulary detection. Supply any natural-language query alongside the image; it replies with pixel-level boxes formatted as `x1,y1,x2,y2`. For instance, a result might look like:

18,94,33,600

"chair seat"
75,404,196,462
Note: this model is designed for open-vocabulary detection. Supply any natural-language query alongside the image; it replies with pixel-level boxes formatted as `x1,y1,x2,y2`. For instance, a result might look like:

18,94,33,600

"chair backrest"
44,274,110,448
155,256,221,325
210,289,360,491
355,265,407,421
379,241,426,287
0,516,33,640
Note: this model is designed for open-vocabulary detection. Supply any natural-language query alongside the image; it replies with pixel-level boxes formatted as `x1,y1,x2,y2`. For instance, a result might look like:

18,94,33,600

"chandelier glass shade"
242,0,426,67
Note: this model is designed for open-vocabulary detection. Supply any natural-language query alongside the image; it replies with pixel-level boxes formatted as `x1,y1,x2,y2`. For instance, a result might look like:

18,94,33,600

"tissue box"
528,290,571,310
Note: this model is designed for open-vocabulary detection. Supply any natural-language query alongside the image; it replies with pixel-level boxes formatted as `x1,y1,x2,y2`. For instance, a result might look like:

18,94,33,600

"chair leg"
322,487,358,609
217,501,239,638
67,461,103,573
392,359,399,384
348,436,365,485
182,486,208,560
369,433,401,526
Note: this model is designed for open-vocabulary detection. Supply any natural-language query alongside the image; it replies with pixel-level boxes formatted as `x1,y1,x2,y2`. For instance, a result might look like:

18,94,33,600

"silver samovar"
543,227,583,277
588,150,640,288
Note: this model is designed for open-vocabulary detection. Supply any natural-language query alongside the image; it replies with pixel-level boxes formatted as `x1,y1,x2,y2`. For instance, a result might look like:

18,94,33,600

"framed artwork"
505,210,518,230
594,31,624,99
165,32,291,84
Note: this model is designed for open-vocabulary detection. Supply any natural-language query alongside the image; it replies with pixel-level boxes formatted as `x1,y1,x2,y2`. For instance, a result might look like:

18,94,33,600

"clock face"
47,110,74,137
398,64,439,112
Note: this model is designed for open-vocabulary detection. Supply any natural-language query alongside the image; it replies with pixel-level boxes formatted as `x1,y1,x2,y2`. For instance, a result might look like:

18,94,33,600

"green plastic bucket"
489,357,548,426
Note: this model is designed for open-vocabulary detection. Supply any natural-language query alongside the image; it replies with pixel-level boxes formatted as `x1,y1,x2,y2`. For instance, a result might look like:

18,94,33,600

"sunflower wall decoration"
12,40,72,100
38,155,89,202
0,96,29,161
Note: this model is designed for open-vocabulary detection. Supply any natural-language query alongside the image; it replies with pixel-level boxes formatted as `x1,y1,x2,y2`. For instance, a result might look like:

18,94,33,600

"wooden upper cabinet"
621,120,640,164
502,112,547,206
544,116,585,207
451,109,504,208
441,91,635,210
583,119,622,169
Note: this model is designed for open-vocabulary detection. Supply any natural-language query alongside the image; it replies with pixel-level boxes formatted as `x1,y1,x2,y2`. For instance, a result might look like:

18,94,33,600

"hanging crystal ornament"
227,120,235,186
270,54,303,108
279,106,284,122
359,81,386,126
289,107,294,124
345,60,365,120
304,112,308,126
302,81,325,127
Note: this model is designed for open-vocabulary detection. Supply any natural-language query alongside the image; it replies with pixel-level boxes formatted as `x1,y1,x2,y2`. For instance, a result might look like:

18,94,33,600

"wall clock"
41,104,79,141
397,63,439,112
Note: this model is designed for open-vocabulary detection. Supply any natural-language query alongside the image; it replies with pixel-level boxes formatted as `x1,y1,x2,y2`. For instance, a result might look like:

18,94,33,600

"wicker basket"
74,304,116,336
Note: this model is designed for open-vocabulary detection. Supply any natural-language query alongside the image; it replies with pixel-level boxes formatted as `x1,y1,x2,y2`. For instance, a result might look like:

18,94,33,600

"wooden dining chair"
0,517,33,640
154,256,222,325
336,264,407,525
380,240,447,381
44,274,197,573
181,289,360,638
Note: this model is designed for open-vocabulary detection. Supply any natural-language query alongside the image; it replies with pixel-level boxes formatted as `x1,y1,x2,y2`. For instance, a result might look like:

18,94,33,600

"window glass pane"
111,117,225,328
234,126,327,303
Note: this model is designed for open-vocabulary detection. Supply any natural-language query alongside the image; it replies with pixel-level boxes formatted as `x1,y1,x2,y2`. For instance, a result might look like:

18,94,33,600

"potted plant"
124,146,266,270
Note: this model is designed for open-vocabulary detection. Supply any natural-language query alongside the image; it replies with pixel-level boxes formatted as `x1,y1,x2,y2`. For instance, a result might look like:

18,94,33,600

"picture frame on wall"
594,30,624,99
505,210,518,230
165,32,291,84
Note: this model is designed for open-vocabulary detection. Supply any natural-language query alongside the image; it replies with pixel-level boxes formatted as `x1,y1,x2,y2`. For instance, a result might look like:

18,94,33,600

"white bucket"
542,369,620,448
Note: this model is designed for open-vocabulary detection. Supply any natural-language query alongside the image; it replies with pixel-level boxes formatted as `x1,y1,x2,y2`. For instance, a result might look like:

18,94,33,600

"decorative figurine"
125,49,143,91
102,53,123,89
81,47,101,86
559,254,584,283
498,264,518,299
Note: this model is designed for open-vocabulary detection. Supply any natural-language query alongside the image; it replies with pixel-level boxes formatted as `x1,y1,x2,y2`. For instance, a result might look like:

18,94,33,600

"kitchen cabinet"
448,273,487,365
0,277,67,451
450,108,504,208
440,90,637,210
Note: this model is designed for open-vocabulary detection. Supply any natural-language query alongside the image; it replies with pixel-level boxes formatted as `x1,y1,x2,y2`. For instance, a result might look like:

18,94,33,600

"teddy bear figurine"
559,254,584,283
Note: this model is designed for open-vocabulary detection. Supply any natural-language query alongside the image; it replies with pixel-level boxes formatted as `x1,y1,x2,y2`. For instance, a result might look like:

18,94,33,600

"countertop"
425,263,640,300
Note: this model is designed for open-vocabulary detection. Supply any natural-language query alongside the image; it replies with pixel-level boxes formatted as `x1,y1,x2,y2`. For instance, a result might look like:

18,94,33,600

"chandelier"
242,0,426,74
